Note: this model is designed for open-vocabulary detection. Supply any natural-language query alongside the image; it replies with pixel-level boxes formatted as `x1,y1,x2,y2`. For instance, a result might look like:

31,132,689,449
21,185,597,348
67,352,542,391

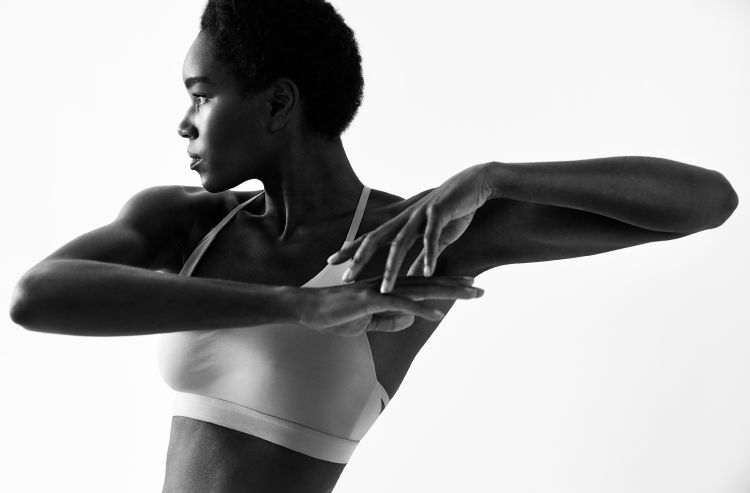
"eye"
192,94,209,108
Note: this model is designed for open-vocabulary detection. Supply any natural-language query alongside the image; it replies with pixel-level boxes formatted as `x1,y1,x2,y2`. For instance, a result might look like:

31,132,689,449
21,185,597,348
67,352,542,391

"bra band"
172,391,359,463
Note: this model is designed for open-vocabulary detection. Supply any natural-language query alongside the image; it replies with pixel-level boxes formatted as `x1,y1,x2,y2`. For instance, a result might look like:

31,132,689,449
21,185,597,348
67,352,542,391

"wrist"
480,161,513,200
276,285,309,325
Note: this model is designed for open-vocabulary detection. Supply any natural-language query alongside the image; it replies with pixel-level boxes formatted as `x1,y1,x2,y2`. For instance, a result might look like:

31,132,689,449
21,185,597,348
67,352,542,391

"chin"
199,176,231,194
200,171,247,194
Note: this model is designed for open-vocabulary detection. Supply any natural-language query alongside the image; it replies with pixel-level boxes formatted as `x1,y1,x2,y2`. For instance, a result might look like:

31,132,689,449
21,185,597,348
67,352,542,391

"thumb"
367,313,416,333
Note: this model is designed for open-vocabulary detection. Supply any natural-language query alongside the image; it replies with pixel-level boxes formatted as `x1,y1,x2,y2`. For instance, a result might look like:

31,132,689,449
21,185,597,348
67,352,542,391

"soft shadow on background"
1,1,748,492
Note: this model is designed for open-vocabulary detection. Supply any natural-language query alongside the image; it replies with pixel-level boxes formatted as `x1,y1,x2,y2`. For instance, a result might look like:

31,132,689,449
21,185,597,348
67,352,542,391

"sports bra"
156,185,390,464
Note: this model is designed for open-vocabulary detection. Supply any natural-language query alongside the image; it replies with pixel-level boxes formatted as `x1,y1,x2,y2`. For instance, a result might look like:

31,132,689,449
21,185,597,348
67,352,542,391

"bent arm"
436,157,738,276
10,185,298,336
484,156,739,233
10,259,298,336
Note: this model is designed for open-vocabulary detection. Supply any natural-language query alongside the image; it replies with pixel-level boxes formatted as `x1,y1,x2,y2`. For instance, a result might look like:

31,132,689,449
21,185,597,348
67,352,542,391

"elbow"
9,262,57,332
9,272,37,329
723,175,739,218
704,171,739,230
664,171,739,234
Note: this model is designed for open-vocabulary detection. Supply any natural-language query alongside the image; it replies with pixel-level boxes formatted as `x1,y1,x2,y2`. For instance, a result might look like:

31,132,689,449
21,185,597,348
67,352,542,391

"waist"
164,414,348,493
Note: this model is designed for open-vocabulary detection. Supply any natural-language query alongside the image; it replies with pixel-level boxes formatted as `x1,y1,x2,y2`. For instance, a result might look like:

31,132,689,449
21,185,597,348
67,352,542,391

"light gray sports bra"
156,185,389,464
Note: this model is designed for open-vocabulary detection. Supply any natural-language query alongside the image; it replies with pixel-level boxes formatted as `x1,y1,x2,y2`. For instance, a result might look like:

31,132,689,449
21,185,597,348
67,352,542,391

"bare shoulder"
35,185,223,272
120,185,201,224
126,185,263,272
366,187,430,220
121,185,266,230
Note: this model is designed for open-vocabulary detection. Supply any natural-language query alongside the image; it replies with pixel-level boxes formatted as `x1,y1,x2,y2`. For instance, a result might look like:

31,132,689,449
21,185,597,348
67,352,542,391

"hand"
296,274,484,336
327,163,495,293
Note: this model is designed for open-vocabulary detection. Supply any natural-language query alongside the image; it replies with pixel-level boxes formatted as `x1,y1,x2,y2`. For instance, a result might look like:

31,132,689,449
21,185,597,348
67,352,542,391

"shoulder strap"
180,191,265,276
344,186,370,244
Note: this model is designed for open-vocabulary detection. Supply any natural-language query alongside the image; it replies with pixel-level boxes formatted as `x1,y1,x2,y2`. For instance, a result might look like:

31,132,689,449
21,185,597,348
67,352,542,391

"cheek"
206,106,259,156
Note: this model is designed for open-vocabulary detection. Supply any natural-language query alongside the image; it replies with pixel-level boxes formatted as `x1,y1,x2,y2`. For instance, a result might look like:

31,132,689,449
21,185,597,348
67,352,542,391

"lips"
188,152,202,169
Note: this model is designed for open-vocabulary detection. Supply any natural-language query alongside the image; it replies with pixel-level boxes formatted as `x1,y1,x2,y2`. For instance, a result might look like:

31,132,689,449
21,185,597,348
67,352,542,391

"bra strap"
180,191,265,276
344,186,370,244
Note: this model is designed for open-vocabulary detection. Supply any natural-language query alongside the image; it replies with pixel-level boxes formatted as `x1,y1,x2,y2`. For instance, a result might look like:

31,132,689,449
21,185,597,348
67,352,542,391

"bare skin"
159,187,469,493
157,167,735,492
10,27,738,493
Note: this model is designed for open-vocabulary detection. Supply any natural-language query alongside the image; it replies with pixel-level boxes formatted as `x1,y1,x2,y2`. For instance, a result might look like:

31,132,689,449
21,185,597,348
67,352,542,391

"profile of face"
178,31,278,192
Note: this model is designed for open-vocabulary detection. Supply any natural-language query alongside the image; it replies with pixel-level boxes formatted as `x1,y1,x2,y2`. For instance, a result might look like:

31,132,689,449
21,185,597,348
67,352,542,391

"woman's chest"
168,196,458,402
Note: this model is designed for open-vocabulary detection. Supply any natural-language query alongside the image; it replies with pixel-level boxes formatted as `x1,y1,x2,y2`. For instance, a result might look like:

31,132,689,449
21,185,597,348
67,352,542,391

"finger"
381,211,425,293
406,250,426,277
365,294,446,321
343,234,384,282
326,237,365,265
344,207,418,281
390,284,484,301
343,221,406,282
423,204,445,277
353,274,475,287
428,244,450,282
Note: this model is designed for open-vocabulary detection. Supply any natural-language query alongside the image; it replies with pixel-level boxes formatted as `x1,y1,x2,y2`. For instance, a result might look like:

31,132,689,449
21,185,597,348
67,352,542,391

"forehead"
182,32,239,89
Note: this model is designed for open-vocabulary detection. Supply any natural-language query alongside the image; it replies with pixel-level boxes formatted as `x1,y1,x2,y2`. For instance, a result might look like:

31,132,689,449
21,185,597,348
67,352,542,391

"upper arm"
441,198,691,277
37,185,195,271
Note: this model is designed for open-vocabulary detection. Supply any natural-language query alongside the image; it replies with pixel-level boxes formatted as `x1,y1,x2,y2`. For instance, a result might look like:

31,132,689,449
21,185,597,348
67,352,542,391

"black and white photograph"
2,1,747,492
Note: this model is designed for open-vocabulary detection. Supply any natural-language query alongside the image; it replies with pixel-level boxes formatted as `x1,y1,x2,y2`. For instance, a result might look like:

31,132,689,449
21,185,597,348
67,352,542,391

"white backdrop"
1,1,748,492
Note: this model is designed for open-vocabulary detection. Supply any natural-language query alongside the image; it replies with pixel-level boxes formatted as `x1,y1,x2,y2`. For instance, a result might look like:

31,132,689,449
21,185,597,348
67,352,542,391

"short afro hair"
200,0,364,141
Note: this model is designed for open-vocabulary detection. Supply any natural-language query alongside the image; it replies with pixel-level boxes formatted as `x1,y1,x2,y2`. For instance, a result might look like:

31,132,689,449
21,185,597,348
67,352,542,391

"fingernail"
342,268,353,282
423,264,432,277
433,310,445,318
327,253,339,264
380,280,389,293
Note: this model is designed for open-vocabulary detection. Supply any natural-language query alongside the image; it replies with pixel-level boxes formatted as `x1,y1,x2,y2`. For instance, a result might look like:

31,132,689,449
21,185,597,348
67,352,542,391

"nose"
177,111,197,139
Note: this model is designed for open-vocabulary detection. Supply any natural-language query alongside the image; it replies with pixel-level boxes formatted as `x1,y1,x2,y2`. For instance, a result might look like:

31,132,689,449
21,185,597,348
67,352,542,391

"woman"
9,1,739,492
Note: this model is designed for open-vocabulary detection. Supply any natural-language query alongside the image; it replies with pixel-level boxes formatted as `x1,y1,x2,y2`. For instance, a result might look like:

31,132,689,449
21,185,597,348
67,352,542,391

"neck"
256,135,364,242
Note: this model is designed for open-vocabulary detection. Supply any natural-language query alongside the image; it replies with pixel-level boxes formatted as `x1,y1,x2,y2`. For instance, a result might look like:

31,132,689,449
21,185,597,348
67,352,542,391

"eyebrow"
184,76,215,89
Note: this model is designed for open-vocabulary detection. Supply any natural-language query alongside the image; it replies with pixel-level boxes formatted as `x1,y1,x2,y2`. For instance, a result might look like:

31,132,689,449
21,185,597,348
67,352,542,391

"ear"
266,78,300,132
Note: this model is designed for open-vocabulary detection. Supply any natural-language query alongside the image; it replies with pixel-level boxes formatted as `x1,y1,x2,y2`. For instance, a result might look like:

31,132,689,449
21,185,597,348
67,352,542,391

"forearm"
10,259,299,336
483,156,739,233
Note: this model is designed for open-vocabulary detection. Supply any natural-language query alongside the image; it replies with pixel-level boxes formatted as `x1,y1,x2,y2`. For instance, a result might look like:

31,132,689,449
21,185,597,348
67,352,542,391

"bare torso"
158,187,469,493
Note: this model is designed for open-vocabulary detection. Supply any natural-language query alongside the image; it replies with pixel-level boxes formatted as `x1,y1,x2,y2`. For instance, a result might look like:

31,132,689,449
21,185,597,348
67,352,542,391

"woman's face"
178,32,272,192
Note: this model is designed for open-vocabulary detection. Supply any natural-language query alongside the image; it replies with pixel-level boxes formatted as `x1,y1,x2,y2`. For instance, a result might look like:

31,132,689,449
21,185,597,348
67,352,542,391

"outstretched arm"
327,156,739,291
